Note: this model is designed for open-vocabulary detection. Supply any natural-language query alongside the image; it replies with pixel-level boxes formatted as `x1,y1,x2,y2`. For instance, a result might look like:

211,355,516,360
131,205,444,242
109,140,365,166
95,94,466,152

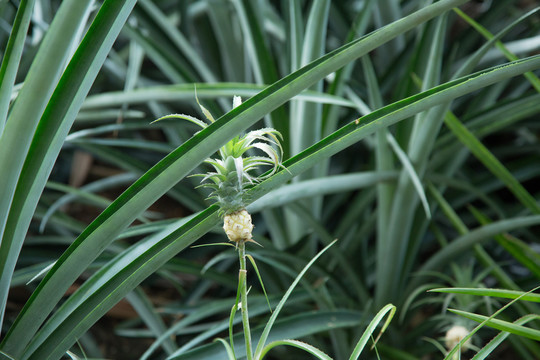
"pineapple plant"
155,95,283,359
155,95,283,244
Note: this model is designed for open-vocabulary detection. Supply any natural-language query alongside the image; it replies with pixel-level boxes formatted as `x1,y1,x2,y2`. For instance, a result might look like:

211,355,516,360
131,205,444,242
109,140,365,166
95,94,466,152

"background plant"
1,0,540,359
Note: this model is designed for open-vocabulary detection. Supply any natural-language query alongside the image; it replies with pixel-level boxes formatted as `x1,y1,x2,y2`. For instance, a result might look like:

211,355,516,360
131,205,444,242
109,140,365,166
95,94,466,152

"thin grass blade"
449,309,540,341
430,288,540,303
213,339,236,360
260,339,332,360
253,240,337,359
349,303,396,360
386,132,431,218
444,111,540,214
472,315,540,360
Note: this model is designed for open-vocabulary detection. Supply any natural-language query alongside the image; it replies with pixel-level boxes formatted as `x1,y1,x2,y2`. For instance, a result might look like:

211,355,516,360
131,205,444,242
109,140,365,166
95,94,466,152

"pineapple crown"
153,95,283,216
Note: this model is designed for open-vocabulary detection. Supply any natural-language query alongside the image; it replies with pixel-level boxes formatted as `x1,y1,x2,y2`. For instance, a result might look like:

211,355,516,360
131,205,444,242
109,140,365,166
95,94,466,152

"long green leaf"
0,0,92,236
0,0,138,356
472,315,540,360
349,304,396,360
125,289,177,355
249,171,397,211
444,111,540,214
253,240,337,359
454,7,540,92
260,339,332,360
409,215,540,292
249,56,540,204
0,0,36,133
171,310,362,360
376,12,448,307
430,288,540,303
0,0,94,333
449,309,540,341
82,83,356,110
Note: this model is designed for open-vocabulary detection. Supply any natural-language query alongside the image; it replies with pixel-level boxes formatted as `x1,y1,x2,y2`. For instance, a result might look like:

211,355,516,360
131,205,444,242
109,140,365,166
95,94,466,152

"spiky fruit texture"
215,168,244,214
223,209,253,242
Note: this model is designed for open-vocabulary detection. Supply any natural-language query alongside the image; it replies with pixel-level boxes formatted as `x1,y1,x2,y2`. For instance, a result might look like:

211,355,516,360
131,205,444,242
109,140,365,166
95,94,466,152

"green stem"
238,241,253,360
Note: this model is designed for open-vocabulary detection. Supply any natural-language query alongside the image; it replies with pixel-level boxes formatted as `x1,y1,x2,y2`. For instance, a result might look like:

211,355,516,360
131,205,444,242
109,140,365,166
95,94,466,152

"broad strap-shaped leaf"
0,0,138,356
0,0,95,335
0,0,36,132
82,83,356,110
430,288,540,303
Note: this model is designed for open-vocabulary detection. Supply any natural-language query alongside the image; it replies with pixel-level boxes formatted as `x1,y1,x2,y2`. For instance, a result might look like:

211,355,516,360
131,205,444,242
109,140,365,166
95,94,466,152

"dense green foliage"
1,0,540,359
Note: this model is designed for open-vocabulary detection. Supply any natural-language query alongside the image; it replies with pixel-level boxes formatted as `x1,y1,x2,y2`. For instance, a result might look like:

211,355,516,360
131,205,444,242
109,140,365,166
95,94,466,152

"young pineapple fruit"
223,209,253,243
203,154,256,243
155,95,283,244
202,121,283,244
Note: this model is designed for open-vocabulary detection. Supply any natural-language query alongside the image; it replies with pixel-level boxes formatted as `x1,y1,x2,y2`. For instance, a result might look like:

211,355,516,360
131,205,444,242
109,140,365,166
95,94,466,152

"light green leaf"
444,111,540,214
0,0,96,333
386,132,431,218
246,254,272,313
472,315,540,360
260,339,332,360
449,309,540,341
253,240,337,358
82,83,356,110
0,0,36,133
430,288,540,303
0,0,139,355
213,338,236,360
170,310,362,360
349,304,396,360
